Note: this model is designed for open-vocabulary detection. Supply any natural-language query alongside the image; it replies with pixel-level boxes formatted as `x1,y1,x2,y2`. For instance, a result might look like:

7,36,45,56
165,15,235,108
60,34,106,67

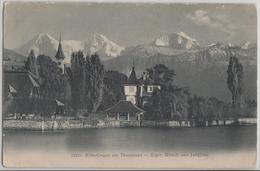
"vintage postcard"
1,0,258,169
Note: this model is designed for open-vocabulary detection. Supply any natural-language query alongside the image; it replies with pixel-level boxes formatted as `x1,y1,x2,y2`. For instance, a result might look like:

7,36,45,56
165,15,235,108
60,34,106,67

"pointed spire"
28,49,35,58
132,57,135,69
55,32,65,60
127,57,138,85
59,32,61,43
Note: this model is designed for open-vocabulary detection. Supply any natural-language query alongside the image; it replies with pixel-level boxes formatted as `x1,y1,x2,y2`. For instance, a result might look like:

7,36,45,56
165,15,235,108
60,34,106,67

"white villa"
124,61,161,107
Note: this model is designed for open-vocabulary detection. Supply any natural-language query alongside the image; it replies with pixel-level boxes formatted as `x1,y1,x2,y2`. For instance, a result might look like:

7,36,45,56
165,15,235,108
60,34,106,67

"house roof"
105,100,145,114
3,71,40,99
8,84,17,93
127,67,139,85
3,98,65,115
55,99,65,106
138,77,156,85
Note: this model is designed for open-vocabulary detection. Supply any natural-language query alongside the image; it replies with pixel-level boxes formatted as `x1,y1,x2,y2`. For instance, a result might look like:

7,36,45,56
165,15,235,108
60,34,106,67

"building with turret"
124,59,161,107
124,64,139,105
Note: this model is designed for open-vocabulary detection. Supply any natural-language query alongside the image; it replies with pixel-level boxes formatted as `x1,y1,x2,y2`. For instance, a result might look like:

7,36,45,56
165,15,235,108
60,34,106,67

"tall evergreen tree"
85,53,105,112
70,51,86,110
69,52,105,113
227,54,244,108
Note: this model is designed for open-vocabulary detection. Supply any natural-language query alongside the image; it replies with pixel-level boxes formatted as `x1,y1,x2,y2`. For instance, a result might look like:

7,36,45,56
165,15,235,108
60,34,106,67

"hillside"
3,48,27,71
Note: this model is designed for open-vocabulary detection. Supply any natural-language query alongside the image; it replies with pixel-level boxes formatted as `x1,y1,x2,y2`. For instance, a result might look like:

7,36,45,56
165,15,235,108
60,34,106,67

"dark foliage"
69,52,105,113
99,70,128,110
36,55,69,101
227,54,244,108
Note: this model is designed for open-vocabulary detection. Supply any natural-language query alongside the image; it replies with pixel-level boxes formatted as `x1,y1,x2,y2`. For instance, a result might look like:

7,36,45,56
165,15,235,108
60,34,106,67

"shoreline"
2,118,257,130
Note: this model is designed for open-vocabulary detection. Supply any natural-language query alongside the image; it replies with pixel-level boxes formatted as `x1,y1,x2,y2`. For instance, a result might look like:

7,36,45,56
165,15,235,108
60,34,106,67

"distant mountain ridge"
7,32,257,101
3,48,27,71
104,42,257,102
3,48,26,62
15,33,125,63
152,32,200,49
84,33,125,60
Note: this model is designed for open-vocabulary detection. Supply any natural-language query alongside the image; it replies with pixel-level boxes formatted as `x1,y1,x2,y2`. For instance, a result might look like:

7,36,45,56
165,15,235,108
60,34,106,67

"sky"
4,2,257,49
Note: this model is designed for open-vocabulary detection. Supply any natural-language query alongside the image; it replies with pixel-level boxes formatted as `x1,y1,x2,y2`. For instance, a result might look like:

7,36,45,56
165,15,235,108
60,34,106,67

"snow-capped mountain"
105,41,257,102
15,33,124,63
240,41,257,50
7,31,257,102
118,32,201,59
241,41,251,49
152,32,200,49
84,33,124,60
16,33,83,63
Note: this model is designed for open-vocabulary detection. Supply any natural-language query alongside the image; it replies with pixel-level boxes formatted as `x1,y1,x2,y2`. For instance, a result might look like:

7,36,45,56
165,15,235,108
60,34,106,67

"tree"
25,50,38,76
69,51,86,110
99,70,127,110
145,85,191,122
69,52,105,113
173,87,190,121
85,53,105,112
227,54,244,109
147,89,163,120
36,55,69,101
146,64,175,87
144,64,192,121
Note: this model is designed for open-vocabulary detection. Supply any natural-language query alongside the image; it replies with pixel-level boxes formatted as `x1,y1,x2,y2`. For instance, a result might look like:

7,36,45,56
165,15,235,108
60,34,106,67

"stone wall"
2,118,251,130
141,121,169,127
120,121,140,127
3,120,121,130
238,118,257,124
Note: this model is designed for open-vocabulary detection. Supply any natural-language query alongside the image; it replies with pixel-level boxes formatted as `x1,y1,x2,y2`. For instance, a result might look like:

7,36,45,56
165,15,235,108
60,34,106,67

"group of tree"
23,48,256,120
144,64,190,121
99,70,128,111
25,50,69,102
144,57,254,121
66,51,106,113
25,50,128,116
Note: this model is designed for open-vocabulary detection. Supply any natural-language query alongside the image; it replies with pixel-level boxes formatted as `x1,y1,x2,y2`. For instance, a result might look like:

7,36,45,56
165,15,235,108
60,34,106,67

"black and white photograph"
1,1,258,169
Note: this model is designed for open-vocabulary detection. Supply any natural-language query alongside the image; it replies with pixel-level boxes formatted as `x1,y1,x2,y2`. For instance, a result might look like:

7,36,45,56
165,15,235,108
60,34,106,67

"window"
148,86,153,92
153,86,159,91
129,86,135,93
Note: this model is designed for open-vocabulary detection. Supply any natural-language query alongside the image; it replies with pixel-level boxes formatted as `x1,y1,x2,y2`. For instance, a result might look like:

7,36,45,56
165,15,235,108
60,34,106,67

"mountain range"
105,42,256,102
5,32,257,102
15,33,124,63
152,32,200,49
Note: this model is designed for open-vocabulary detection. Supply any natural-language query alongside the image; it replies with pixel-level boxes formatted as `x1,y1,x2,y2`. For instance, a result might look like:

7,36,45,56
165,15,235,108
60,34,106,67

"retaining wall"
2,118,252,130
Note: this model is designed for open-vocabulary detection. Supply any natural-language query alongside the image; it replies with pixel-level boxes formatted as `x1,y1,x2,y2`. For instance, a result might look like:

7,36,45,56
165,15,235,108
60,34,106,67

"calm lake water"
3,126,256,153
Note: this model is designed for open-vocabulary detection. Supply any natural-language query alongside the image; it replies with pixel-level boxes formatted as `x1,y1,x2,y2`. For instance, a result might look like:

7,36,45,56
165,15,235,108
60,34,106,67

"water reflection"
3,126,256,154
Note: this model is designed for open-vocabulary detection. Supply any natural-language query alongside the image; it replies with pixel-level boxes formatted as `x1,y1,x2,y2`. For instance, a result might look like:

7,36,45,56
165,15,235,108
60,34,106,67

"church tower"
124,58,139,105
55,33,65,74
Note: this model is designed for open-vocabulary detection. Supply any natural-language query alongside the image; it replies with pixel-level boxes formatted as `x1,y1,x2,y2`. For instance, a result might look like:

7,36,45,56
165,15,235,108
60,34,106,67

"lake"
2,125,257,168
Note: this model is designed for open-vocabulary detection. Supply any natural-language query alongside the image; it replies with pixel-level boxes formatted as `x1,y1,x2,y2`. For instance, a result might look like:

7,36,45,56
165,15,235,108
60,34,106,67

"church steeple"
55,33,65,60
127,57,138,85
132,56,135,70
